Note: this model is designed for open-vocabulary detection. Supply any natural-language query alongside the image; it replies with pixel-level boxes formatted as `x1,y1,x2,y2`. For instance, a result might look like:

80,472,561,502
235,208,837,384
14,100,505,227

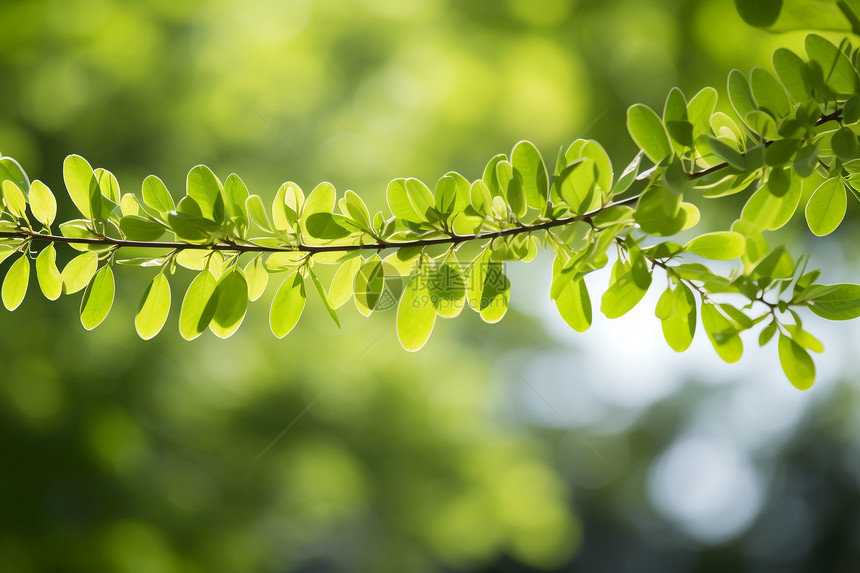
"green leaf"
430,253,466,318
707,137,746,170
178,270,218,341
243,255,268,302
591,205,635,230
793,143,819,178
470,179,493,217
482,154,507,197
627,104,672,163
727,69,757,128
282,181,304,223
556,159,596,215
2,254,29,311
224,174,250,233
765,139,801,167
80,265,115,330
2,180,27,220
759,320,777,346
778,333,815,390
576,140,613,197
750,67,790,118
120,215,166,241
186,165,224,222
701,303,743,363
58,220,108,253
35,244,62,301
554,270,591,333
734,0,782,27
94,168,120,204
664,87,693,151
684,231,746,260
634,184,688,236
784,324,824,353
805,33,860,94
270,271,306,339
387,178,422,222
329,255,362,309
405,178,437,222
209,269,249,339
265,251,305,272
300,181,337,231
354,255,384,316
92,170,119,224
435,172,470,217
687,86,718,132
600,253,651,319
831,126,859,161
304,213,354,240
342,190,371,231
29,180,56,227
434,175,459,216
167,210,217,243
62,252,99,294
806,283,860,320
272,182,293,233
805,177,846,236
612,152,643,195
142,175,175,213
0,156,29,193
773,48,813,102
63,154,98,219
657,283,697,352
844,94,860,124
135,273,171,340
741,170,802,231
497,160,527,218
309,267,340,327
466,250,510,323
511,140,548,209
246,194,273,233
396,273,437,352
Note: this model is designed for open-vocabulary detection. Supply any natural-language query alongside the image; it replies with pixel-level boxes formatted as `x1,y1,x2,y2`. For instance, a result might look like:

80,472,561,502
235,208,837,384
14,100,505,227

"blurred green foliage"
2,0,860,572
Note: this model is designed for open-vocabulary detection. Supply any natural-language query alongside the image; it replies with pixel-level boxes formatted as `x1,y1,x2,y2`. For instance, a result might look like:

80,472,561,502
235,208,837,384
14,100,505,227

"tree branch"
0,194,643,255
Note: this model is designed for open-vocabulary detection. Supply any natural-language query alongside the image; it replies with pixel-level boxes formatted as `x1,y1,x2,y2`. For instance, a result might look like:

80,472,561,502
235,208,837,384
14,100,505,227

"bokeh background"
1,0,860,571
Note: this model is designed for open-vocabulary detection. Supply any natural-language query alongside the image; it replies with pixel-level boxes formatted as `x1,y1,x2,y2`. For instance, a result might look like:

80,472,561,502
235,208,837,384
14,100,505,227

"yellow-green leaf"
396,273,436,352
2,254,29,311
29,180,57,227
35,244,62,300
62,252,99,294
805,177,846,237
243,255,268,302
683,231,746,260
80,265,115,330
135,273,171,340
179,270,218,341
270,271,306,339
778,333,815,390
627,104,672,163
209,269,249,339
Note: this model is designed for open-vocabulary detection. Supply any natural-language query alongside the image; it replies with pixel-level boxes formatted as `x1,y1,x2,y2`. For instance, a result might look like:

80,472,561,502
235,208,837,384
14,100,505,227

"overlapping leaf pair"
2,34,860,389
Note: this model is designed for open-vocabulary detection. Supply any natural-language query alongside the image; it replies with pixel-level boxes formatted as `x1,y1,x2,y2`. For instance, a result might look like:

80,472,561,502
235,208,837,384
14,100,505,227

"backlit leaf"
270,271,306,339
2,254,29,311
80,265,115,330
35,244,62,300
135,273,171,340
